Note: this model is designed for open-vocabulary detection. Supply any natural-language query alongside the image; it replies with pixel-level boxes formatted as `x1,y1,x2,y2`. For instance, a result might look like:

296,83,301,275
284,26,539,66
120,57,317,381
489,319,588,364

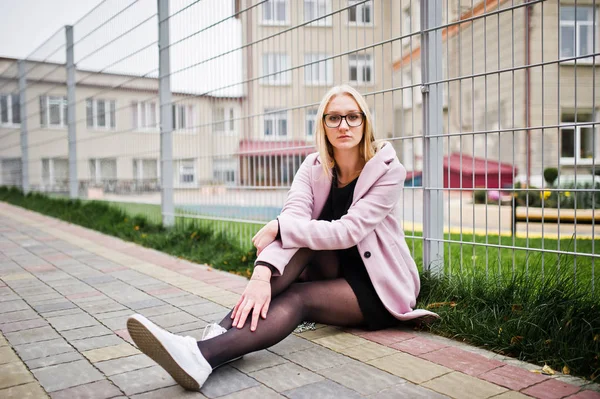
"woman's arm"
278,162,403,250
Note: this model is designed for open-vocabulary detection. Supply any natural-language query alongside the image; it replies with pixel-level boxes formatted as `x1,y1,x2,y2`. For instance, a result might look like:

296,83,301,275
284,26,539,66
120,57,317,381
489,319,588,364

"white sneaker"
201,323,227,341
127,314,212,391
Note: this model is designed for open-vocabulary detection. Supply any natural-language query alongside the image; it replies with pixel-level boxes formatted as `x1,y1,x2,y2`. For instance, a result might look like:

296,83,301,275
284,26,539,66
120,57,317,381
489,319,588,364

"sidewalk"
0,202,598,399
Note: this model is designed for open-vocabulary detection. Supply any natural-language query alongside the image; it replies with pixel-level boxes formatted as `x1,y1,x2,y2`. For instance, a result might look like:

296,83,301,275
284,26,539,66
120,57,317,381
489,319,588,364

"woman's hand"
252,220,279,255
231,279,271,331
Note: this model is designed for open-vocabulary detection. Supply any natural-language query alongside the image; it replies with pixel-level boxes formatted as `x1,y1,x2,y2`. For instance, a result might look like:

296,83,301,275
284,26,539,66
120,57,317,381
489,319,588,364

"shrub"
543,167,559,187
473,190,487,204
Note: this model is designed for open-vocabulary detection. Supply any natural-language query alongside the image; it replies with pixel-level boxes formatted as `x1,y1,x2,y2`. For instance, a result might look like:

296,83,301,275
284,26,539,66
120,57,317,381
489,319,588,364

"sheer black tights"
196,249,364,368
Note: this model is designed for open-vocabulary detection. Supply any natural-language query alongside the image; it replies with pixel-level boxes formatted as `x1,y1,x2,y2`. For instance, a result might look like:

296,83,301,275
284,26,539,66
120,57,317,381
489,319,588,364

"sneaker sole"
127,317,200,391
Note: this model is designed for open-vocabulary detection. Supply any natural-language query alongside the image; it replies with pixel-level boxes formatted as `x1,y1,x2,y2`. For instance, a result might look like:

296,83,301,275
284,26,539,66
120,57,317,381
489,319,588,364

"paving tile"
32,359,104,392
356,328,417,346
522,379,580,399
0,309,40,323
0,361,35,389
0,333,6,346
101,316,128,331
47,313,99,331
390,337,449,356
283,346,353,371
249,362,324,392
83,275,118,285
83,343,140,363
421,346,506,377
0,346,20,365
493,392,540,399
339,341,398,362
131,385,208,398
319,361,405,395
0,317,49,333
42,308,84,318
0,382,47,399
181,302,229,318
566,391,600,399
71,334,124,351
231,350,287,373
200,365,259,398
0,299,30,313
368,352,451,384
25,351,85,370
148,311,199,328
480,365,549,391
96,309,133,321
49,379,123,399
33,301,78,313
95,353,156,376
284,380,363,399
169,320,209,334
126,298,166,310
14,338,74,361
296,326,341,341
60,325,113,341
369,382,451,398
162,294,209,308
423,371,507,399
109,365,177,396
313,332,369,351
269,335,319,356
5,326,61,345
136,304,180,318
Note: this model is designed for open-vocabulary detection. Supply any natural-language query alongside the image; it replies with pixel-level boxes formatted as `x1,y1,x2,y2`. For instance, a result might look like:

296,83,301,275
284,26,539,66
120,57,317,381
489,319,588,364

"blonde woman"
127,85,437,391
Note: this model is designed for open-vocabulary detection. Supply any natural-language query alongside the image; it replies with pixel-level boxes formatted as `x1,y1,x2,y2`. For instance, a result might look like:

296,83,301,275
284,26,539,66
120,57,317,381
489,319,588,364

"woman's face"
323,94,364,153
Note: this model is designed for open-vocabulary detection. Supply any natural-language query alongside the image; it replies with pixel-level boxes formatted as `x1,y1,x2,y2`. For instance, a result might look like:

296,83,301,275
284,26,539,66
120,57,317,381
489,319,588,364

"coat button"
364,251,371,258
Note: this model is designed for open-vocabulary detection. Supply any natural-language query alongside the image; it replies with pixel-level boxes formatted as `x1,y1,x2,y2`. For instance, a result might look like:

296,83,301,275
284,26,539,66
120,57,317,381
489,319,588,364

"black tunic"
317,172,399,330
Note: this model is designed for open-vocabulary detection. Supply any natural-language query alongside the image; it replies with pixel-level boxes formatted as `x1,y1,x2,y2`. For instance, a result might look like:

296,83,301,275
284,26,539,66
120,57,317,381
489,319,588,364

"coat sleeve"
278,161,404,250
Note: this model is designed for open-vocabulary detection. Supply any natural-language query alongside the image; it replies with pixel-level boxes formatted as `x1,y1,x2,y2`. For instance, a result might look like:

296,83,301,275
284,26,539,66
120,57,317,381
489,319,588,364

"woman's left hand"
252,220,279,255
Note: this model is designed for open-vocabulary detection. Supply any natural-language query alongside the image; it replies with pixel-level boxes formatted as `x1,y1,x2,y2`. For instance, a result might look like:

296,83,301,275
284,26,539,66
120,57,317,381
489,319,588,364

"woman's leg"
217,248,339,330
198,278,363,368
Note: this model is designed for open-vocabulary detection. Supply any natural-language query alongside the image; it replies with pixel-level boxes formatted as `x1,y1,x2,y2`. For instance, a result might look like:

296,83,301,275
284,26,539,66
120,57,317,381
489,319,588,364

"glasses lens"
325,115,341,127
346,113,363,127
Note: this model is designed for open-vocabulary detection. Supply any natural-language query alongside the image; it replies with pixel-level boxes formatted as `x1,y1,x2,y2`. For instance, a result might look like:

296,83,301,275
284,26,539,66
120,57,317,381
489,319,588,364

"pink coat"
256,142,438,321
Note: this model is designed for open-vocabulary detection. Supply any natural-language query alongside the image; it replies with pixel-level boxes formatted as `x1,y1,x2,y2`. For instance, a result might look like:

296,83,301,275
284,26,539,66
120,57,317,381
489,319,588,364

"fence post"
18,60,29,195
158,0,174,227
421,0,444,275
66,25,78,199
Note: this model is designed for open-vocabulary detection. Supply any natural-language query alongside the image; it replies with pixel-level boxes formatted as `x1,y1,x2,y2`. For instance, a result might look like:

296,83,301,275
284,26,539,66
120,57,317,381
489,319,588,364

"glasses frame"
322,112,365,128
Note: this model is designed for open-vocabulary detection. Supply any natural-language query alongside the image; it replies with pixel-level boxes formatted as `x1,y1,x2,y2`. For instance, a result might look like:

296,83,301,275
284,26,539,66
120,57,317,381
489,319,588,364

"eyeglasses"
323,112,365,128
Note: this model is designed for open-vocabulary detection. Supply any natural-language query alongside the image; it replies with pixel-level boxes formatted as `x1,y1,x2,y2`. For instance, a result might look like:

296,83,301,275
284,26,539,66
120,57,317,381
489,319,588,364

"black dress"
317,172,400,331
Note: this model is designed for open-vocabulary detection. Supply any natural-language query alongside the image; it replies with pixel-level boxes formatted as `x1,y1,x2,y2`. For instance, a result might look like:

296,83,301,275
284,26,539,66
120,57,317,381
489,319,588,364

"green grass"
1,186,598,381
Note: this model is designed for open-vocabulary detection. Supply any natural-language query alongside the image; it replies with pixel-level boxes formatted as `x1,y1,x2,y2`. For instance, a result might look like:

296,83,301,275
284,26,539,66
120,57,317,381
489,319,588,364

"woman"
127,85,438,391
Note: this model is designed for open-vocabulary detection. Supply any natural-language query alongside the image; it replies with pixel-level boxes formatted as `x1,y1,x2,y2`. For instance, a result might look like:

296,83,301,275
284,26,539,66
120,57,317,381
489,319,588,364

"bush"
543,167,559,187
473,190,487,204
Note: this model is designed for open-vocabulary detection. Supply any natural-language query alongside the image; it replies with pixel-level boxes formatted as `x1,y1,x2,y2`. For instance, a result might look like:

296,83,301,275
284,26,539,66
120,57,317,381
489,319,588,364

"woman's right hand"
231,278,271,332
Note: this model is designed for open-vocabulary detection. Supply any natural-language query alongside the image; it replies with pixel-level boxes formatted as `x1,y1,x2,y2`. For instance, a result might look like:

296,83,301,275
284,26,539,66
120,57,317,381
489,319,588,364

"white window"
304,53,333,86
229,108,235,131
264,109,288,138
86,98,116,129
305,109,318,140
213,107,236,133
262,53,290,85
0,158,22,186
0,93,20,125
173,104,194,131
304,0,332,26
560,6,596,61
402,3,419,46
262,0,288,25
133,159,159,182
560,112,596,164
175,159,196,186
40,96,67,127
348,0,372,25
132,101,158,130
213,158,237,185
89,158,117,184
42,158,68,188
349,54,373,84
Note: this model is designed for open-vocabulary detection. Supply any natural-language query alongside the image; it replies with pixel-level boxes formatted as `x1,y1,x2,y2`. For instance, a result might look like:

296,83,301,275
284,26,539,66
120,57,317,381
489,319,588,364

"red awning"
444,153,517,175
237,140,316,157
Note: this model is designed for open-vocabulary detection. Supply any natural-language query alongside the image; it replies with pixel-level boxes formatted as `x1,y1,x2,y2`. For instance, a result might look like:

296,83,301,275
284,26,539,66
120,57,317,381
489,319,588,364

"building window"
86,98,116,129
304,53,333,86
40,96,67,127
262,0,287,25
560,6,596,60
132,101,158,130
213,158,237,185
42,158,68,188
133,159,159,183
0,93,20,125
172,104,193,130
304,0,331,26
176,159,196,186
89,158,117,184
264,109,288,138
560,112,596,163
262,53,290,85
348,54,373,84
305,109,318,140
348,0,372,25
229,108,235,131
0,158,21,186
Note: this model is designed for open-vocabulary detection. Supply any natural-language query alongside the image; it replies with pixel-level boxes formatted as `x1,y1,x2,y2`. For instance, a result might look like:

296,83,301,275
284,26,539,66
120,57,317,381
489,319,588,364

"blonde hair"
314,85,378,178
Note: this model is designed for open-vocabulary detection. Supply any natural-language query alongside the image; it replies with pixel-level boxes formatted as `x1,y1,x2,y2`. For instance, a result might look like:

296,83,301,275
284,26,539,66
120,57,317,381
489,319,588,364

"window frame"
132,100,159,132
559,5,597,63
261,0,289,26
212,158,237,186
264,109,289,140
86,98,116,130
261,53,291,86
347,0,373,26
348,53,374,85
0,93,21,126
304,0,332,26
559,112,597,165
304,53,333,86
42,157,69,187
40,95,68,128
305,109,318,141
175,158,197,187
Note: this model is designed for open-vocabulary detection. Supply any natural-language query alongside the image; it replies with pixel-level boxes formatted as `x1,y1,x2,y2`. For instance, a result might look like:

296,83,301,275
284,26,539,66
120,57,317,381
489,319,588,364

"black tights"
196,249,365,368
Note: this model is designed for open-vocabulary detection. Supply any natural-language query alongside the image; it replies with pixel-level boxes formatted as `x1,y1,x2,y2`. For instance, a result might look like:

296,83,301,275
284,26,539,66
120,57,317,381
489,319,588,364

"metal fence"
0,0,598,291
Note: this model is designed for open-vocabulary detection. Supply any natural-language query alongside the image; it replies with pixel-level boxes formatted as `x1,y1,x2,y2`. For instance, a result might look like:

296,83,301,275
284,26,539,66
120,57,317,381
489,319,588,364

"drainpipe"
525,0,533,186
